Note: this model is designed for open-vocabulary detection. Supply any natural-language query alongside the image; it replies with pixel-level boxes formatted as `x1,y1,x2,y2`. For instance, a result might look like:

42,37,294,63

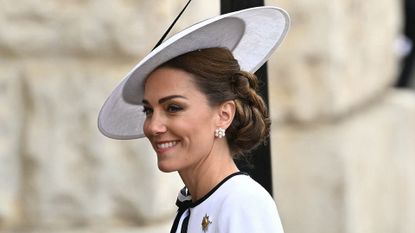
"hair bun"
227,71,270,155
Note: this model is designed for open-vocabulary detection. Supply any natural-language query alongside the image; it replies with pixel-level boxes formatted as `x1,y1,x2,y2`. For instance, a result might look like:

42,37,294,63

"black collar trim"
188,171,247,208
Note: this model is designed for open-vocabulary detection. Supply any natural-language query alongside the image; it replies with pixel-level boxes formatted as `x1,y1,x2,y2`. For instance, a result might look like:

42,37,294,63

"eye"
166,104,183,113
142,106,153,116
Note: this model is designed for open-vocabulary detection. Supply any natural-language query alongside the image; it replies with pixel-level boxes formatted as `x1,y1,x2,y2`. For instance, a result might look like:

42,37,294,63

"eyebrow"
142,95,188,105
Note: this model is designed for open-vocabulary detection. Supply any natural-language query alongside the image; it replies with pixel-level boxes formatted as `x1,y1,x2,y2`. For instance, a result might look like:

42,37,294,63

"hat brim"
98,6,290,140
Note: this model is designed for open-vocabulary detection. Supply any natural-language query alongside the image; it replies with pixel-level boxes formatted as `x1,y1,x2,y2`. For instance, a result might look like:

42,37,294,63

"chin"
157,163,178,173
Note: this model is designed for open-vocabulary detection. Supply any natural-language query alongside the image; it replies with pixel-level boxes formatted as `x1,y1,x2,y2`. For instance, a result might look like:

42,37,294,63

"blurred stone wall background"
0,0,414,233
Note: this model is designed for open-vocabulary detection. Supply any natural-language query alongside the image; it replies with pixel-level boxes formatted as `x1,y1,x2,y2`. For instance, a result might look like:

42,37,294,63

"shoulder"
221,174,273,202
220,175,278,213
215,174,284,232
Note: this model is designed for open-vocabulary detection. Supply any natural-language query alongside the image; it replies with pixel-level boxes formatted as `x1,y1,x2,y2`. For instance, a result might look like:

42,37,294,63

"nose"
143,112,167,137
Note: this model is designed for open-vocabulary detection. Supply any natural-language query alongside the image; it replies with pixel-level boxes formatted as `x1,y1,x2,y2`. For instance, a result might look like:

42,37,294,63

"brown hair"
159,47,271,156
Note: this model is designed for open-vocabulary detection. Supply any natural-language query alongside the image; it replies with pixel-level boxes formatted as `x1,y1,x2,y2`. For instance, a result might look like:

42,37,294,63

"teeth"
157,141,177,149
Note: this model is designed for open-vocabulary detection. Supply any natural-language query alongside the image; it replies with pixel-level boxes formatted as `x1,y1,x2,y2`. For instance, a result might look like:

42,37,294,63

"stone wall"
273,90,415,233
267,0,415,233
1,0,414,233
0,1,219,232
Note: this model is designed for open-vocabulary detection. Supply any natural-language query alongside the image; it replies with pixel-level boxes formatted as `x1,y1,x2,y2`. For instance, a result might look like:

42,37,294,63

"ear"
216,100,236,129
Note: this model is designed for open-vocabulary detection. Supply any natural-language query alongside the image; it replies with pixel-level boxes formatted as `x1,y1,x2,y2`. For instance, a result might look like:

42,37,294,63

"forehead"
143,67,205,102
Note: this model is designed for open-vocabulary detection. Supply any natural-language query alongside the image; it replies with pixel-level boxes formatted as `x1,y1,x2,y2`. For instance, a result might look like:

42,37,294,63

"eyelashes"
142,106,153,116
166,104,183,113
142,104,184,117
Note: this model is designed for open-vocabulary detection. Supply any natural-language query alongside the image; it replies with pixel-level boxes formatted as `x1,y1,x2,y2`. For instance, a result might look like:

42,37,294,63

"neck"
178,143,239,202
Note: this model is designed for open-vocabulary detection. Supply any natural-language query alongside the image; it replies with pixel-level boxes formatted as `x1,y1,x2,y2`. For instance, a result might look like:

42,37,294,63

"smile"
156,141,179,149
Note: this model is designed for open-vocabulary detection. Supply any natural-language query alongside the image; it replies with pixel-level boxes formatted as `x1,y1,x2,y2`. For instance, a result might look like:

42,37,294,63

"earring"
214,128,226,138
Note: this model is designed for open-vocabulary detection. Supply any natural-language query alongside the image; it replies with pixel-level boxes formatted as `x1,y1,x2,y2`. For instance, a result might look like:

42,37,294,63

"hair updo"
159,47,271,157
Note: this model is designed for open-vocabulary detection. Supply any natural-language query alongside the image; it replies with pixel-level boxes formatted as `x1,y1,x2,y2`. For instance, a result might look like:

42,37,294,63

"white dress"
170,172,284,233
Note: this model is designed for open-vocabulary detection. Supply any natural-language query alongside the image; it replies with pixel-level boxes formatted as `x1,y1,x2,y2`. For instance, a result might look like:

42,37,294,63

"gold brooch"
201,214,212,232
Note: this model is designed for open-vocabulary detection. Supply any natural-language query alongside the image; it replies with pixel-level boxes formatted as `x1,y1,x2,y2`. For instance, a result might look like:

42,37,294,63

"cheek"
183,117,215,145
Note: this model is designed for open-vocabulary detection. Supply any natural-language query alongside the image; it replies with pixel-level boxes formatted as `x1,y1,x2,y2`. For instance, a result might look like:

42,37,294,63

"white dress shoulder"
170,172,284,233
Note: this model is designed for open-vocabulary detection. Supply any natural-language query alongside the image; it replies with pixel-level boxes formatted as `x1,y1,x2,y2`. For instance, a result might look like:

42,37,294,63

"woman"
98,6,289,233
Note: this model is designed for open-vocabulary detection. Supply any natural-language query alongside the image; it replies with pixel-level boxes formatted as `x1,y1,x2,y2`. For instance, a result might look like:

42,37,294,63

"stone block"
273,90,415,233
266,0,402,123
0,60,23,229
0,0,219,59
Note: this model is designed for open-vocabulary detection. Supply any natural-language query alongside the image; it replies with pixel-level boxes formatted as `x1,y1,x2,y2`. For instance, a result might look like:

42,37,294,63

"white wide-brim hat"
98,6,290,140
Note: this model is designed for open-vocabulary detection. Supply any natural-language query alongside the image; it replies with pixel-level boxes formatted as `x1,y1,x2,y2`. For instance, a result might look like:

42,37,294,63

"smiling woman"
142,48,280,232
97,6,290,233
